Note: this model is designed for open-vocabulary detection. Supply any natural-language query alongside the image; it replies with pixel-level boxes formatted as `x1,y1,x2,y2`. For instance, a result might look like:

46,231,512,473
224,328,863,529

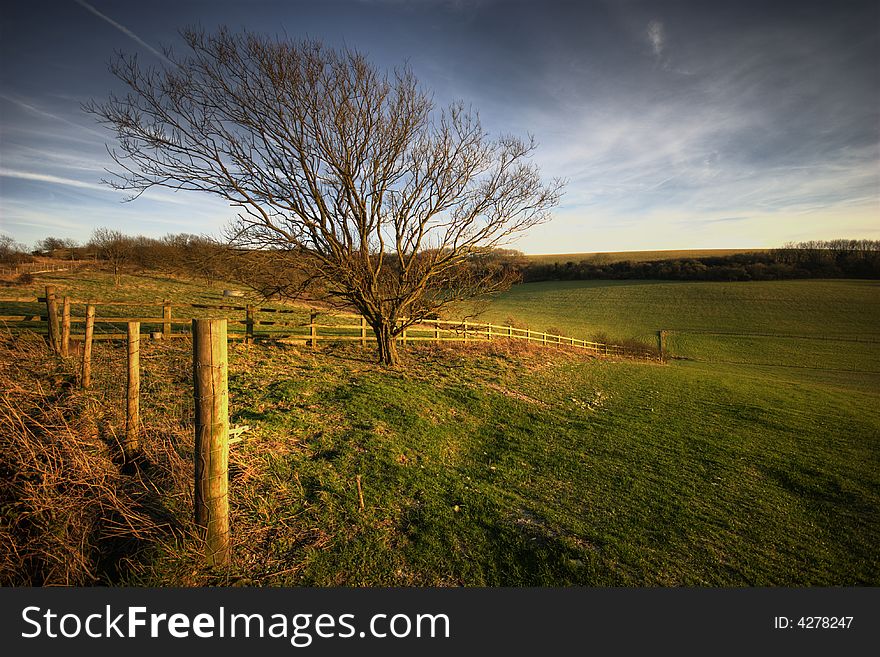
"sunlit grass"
2,270,877,585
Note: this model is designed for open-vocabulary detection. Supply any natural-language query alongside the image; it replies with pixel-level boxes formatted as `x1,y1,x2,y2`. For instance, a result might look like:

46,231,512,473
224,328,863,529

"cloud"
646,20,665,59
0,166,212,209
0,168,113,192
697,216,748,224
72,0,172,65
0,93,107,139
4,147,107,175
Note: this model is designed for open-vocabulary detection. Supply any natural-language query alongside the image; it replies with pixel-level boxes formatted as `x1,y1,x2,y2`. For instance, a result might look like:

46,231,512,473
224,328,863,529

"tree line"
4,233,879,285
516,240,880,282
0,229,228,286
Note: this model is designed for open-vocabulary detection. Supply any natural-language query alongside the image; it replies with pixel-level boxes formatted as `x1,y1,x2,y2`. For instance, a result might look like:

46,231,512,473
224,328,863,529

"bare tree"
88,228,133,286
0,234,31,265
33,237,79,259
86,27,563,365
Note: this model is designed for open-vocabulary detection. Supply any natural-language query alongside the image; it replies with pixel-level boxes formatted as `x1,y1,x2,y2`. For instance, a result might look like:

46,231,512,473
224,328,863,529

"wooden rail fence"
0,294,662,567
0,260,90,277
0,289,662,362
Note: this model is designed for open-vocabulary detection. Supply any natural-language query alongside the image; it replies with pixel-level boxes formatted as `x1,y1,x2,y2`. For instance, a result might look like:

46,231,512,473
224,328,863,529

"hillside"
1,271,878,585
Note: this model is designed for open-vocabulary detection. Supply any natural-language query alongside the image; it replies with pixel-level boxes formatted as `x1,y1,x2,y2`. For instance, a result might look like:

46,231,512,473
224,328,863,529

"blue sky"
1,0,877,253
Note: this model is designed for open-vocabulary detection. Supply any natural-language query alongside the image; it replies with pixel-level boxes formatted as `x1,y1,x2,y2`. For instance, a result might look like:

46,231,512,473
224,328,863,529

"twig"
228,424,252,445
356,474,365,510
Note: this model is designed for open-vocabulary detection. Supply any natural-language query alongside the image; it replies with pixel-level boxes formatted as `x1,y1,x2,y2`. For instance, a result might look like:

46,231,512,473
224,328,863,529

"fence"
1,290,661,567
0,260,90,277
0,288,661,360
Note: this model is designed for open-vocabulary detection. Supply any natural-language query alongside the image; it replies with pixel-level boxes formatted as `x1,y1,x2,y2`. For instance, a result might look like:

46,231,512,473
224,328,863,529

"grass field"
1,271,878,585
467,279,880,374
524,248,768,264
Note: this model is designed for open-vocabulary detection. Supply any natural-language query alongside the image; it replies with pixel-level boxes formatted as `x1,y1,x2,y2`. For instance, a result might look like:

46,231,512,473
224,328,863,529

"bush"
502,316,527,329
590,331,612,345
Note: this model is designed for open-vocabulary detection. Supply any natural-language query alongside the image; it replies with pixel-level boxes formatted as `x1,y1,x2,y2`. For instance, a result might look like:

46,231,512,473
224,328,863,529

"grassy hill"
1,271,878,585
467,279,880,375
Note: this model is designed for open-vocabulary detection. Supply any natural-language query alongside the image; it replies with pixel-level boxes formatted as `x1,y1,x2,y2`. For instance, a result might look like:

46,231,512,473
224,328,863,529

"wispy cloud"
0,166,208,208
72,0,172,65
675,216,748,226
5,147,107,175
0,168,113,192
0,93,106,139
646,20,665,59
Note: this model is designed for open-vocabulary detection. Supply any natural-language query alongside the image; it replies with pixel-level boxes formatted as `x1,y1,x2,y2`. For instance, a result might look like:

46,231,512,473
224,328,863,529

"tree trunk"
373,319,400,367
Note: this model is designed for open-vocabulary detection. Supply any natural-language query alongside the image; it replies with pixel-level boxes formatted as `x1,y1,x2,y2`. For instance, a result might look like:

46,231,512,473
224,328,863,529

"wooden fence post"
81,304,95,388
125,322,140,458
508,325,512,338
192,318,231,567
486,324,491,341
526,328,530,342
464,320,468,342
434,320,440,344
61,296,70,357
402,326,407,347
45,286,60,354
163,300,172,339
310,311,317,349
658,330,668,362
361,316,367,347
245,304,254,345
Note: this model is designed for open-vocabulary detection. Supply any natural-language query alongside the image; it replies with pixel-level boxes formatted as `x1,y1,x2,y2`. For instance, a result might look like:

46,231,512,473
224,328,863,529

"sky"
0,0,877,254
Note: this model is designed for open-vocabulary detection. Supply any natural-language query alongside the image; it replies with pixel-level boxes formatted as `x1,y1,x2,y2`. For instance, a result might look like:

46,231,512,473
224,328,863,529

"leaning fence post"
192,318,231,567
61,296,71,357
81,304,95,388
361,316,367,347
163,300,172,339
125,322,140,458
310,311,317,349
45,286,60,354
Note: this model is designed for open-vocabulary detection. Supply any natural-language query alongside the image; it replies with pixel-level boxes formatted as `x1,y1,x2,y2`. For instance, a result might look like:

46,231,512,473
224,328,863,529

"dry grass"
0,329,350,585
0,331,194,585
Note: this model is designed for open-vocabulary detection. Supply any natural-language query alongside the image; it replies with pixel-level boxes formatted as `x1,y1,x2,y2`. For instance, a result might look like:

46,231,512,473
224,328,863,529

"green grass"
465,279,880,372
212,342,877,585
0,270,353,339
3,270,878,585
